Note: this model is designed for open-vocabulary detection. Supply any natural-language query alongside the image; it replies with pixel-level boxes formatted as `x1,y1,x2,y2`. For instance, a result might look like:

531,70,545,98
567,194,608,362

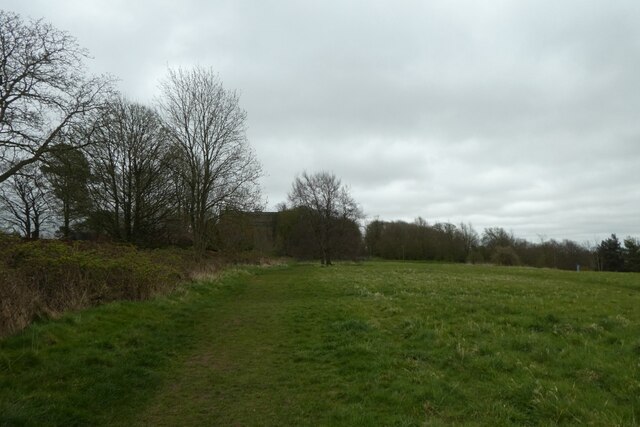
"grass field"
1,262,639,426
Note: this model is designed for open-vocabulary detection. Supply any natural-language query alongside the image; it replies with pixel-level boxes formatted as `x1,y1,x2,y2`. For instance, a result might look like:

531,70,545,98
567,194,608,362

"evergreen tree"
597,234,625,272
623,237,640,272
41,144,92,238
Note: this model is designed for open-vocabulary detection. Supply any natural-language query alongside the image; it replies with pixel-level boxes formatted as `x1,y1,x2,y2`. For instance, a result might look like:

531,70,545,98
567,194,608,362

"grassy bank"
2,262,639,425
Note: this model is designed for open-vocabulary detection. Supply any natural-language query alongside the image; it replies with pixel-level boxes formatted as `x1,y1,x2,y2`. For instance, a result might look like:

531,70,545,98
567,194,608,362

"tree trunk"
24,210,31,240
63,200,71,239
192,212,208,255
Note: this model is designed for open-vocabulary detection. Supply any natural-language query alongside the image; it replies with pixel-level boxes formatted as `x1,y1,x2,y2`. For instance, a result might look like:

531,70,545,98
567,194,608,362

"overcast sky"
3,0,639,242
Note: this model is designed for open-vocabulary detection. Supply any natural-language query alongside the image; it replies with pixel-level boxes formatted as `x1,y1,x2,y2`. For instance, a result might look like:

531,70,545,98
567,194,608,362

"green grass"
2,262,640,426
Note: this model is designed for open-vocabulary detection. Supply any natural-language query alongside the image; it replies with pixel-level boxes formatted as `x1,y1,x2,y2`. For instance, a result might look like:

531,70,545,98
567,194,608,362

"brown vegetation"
0,238,179,337
0,233,289,338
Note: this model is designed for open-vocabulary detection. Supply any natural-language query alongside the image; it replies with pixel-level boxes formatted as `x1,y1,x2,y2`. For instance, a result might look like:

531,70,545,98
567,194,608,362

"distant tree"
0,11,112,183
432,222,468,262
413,217,434,260
557,239,593,271
332,216,363,260
481,227,517,262
365,219,472,262
158,67,263,253
275,206,319,260
0,165,53,238
623,237,640,272
482,227,515,250
364,219,385,257
360,218,595,271
275,205,361,261
41,143,92,238
377,221,414,260
287,171,362,265
597,234,624,272
459,222,479,261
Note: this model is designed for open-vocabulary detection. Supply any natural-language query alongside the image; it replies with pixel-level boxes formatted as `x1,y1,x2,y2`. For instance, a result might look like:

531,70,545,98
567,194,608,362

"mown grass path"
135,265,332,425
2,262,640,426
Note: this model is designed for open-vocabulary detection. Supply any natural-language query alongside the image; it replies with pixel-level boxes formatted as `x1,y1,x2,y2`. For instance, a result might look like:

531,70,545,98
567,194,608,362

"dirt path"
132,268,315,425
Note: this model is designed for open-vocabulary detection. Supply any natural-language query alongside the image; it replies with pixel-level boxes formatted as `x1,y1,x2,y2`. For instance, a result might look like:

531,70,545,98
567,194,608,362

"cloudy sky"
4,0,639,242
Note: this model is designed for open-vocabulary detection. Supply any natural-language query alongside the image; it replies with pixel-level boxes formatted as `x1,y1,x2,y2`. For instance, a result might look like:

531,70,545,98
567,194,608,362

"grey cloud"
4,0,639,241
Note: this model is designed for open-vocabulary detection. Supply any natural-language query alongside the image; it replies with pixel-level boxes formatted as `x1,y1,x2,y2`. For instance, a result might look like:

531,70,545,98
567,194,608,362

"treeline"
0,13,262,249
0,11,268,338
596,234,640,272
364,219,640,272
213,206,362,261
0,92,261,249
196,203,639,274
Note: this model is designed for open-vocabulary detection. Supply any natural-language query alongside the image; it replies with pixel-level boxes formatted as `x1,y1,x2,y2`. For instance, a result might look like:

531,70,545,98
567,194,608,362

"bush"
0,240,185,337
490,246,521,266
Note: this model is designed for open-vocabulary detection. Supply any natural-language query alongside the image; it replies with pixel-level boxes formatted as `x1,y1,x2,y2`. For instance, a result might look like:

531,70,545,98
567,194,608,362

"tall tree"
0,11,112,183
597,234,624,272
364,219,385,257
87,98,175,243
158,67,263,253
287,171,362,265
623,237,640,272
458,222,479,260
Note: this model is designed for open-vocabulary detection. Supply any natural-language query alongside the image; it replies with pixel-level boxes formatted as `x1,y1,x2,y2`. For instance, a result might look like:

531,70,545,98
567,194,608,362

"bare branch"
288,171,362,265
0,11,114,183
157,66,263,252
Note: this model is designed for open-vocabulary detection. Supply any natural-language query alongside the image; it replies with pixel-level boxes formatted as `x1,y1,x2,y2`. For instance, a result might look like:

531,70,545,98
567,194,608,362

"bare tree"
87,98,175,243
0,164,53,238
458,222,479,260
0,11,112,184
288,171,362,265
158,67,263,253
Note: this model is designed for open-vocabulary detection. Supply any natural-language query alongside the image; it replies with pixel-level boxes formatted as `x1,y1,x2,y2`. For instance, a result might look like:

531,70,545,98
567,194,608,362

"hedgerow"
0,238,186,337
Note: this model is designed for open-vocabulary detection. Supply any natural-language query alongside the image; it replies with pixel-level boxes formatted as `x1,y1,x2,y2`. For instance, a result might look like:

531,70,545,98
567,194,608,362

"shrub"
490,246,521,266
0,240,185,337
